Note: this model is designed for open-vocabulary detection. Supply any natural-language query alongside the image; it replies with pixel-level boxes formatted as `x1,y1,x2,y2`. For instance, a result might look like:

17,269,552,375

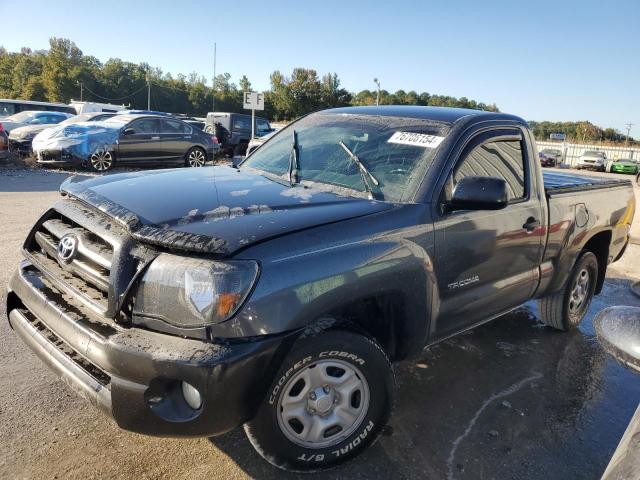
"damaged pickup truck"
6,106,636,471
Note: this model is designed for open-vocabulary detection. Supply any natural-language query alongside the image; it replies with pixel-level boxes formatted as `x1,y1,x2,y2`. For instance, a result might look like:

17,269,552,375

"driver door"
431,129,545,338
118,118,161,162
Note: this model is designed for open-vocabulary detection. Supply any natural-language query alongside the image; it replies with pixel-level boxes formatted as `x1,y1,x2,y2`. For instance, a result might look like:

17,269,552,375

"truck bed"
543,171,632,195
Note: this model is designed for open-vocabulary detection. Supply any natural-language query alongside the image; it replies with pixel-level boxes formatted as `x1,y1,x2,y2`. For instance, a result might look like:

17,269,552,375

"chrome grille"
26,210,116,314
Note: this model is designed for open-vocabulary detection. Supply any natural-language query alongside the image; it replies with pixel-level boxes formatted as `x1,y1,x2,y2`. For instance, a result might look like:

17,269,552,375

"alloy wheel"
188,149,206,167
90,150,113,171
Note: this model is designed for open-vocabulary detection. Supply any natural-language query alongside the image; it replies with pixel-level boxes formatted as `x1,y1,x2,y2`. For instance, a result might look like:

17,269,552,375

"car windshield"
60,114,92,125
242,113,449,202
103,115,134,125
584,151,604,157
5,111,36,122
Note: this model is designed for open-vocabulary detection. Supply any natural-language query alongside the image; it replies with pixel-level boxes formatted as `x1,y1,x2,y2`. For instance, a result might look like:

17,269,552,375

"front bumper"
611,166,638,174
8,138,33,155
7,261,291,437
35,148,83,166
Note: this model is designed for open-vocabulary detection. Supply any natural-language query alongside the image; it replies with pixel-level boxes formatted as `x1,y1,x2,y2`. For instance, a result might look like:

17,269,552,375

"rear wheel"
539,251,598,331
244,329,394,472
185,147,206,167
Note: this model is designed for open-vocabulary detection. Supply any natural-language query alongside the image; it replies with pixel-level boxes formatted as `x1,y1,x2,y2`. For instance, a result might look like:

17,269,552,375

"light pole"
373,78,380,106
76,81,83,102
624,123,634,148
212,42,217,113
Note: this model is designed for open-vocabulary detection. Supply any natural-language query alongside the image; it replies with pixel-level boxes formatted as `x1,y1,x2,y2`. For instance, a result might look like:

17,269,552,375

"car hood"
33,121,120,153
60,166,395,255
9,124,54,138
613,161,637,167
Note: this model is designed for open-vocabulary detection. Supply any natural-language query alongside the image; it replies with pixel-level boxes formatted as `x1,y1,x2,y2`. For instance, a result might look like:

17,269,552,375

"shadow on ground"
209,277,640,479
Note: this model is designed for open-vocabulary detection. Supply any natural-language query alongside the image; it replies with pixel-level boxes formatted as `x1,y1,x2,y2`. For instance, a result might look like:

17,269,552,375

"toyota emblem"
57,234,78,264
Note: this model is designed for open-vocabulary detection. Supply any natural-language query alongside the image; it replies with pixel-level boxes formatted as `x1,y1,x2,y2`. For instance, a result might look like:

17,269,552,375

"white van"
69,101,128,114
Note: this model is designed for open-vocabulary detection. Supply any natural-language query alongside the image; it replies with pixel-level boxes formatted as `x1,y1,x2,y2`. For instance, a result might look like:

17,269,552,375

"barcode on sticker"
388,132,444,149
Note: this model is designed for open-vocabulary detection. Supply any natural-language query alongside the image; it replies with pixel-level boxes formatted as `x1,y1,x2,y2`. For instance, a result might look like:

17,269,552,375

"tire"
185,147,207,167
539,251,598,331
87,146,114,172
244,329,394,472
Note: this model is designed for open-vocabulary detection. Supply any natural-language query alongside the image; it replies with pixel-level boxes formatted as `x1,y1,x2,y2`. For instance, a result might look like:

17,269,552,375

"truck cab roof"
323,105,527,127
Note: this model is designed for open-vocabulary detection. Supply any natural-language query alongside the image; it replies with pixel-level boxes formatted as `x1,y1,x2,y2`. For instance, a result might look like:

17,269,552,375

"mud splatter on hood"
60,166,394,255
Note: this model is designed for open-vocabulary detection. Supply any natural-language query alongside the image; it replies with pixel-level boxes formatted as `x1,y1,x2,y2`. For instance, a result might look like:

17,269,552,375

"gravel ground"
0,165,639,480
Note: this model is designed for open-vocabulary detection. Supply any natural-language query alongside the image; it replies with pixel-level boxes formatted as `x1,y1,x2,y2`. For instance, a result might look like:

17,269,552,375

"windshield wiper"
288,130,300,186
338,141,380,199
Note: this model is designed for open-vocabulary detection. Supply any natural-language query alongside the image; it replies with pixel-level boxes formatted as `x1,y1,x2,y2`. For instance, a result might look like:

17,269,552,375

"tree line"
0,38,498,121
528,121,636,145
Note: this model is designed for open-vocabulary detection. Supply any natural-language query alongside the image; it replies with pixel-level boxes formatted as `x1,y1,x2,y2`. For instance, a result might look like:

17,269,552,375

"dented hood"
60,166,394,255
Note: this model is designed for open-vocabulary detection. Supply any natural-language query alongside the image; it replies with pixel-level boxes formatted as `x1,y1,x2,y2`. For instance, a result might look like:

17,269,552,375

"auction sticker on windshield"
388,131,444,149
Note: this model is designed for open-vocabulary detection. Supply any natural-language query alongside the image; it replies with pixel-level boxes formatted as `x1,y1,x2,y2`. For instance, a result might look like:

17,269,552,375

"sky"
1,0,638,137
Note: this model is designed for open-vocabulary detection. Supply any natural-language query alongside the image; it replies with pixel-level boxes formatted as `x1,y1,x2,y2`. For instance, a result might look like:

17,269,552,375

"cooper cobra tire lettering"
269,355,312,405
319,351,365,365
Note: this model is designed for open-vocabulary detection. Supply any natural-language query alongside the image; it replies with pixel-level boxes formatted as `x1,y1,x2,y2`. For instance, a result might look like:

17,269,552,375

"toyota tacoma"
6,106,636,471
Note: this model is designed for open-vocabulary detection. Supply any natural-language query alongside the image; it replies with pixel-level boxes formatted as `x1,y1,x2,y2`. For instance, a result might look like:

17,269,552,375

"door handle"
151,136,160,140
523,217,540,232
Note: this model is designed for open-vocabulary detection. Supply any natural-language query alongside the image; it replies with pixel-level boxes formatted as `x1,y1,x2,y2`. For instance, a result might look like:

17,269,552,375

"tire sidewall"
563,251,598,328
246,330,393,471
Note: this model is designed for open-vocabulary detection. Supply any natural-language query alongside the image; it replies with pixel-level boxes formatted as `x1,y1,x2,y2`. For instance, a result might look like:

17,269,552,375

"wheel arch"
581,230,611,294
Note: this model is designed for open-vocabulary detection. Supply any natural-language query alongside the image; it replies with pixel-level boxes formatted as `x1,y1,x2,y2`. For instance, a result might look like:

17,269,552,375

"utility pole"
624,123,634,147
146,68,151,110
78,81,83,102
212,43,217,113
373,78,381,106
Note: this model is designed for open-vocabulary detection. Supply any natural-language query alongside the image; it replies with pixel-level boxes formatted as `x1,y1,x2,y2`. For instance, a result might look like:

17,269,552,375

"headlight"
133,254,259,328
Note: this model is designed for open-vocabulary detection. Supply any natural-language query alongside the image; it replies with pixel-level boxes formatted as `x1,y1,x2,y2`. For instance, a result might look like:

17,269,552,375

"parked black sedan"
32,114,216,172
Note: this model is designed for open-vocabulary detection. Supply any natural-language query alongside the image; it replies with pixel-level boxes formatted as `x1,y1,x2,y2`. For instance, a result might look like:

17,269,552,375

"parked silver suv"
577,150,607,171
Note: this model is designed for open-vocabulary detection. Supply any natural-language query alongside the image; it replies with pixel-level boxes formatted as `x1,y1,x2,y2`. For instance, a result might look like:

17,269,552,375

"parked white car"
577,150,607,171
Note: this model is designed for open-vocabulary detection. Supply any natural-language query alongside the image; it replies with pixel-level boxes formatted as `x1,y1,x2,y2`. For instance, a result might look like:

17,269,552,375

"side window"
161,119,191,134
232,116,251,130
256,119,270,135
0,103,15,116
130,118,159,134
453,139,526,201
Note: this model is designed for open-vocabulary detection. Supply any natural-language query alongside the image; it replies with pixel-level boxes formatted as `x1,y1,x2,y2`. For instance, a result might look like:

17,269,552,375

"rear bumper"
7,261,291,437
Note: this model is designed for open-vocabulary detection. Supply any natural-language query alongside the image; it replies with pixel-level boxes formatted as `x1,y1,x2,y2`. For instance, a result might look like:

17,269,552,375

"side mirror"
594,306,640,372
449,176,508,211
231,157,242,168
122,127,135,135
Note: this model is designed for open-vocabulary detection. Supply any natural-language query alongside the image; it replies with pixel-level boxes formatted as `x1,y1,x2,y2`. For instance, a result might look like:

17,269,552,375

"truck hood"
60,166,395,255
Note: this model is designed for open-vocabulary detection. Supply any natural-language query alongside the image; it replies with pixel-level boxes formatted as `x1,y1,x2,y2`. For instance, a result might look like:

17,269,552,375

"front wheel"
88,147,114,172
185,147,207,167
539,251,598,331
244,329,394,472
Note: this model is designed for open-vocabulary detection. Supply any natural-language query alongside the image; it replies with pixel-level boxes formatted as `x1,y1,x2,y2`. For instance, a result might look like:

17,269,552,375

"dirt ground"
0,165,639,480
